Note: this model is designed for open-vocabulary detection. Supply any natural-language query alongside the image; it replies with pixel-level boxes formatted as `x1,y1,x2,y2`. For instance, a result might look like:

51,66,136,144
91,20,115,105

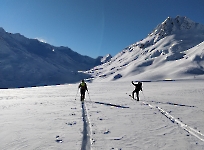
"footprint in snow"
111,148,122,150
66,121,77,126
69,113,76,116
110,136,125,141
97,117,103,121
55,136,63,143
104,129,111,134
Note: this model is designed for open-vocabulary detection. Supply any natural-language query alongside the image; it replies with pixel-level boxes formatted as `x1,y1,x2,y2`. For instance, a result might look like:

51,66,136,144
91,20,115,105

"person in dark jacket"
78,79,88,101
131,81,142,101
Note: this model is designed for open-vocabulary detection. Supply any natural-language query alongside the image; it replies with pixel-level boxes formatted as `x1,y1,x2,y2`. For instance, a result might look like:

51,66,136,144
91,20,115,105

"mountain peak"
101,54,112,63
149,16,204,37
87,16,204,81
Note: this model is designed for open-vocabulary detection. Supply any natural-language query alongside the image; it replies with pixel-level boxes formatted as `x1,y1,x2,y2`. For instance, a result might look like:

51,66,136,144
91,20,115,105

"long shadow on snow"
88,101,129,108
81,102,91,150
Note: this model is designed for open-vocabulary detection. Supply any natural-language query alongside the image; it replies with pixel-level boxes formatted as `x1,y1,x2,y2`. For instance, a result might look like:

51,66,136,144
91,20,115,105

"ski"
128,95,139,101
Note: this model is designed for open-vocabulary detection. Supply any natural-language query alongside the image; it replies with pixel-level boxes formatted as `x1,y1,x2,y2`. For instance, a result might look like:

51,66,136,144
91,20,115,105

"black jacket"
132,81,142,91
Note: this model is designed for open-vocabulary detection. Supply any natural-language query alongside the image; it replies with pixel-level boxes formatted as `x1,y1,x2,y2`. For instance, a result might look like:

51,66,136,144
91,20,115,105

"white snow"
0,80,204,150
101,54,112,64
86,16,204,82
1,16,204,150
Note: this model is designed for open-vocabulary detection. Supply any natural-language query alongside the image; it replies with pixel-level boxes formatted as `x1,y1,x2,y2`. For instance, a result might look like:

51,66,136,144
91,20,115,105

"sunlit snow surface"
86,16,204,82
0,80,204,150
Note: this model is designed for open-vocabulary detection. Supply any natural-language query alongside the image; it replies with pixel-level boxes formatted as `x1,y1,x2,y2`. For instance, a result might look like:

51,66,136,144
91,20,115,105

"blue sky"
0,0,204,58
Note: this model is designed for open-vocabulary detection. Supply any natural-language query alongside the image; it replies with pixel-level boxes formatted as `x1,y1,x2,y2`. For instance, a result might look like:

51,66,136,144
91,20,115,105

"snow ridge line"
81,102,92,150
141,101,204,142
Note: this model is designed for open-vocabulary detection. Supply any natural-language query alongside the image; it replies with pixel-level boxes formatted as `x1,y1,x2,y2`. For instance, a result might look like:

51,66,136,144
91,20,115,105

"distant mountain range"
0,27,111,88
85,16,204,82
1,16,204,88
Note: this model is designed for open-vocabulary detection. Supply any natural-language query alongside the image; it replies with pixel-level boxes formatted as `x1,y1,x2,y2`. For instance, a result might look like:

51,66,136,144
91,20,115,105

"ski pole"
87,91,92,102
74,89,79,100
142,91,146,101
87,91,94,107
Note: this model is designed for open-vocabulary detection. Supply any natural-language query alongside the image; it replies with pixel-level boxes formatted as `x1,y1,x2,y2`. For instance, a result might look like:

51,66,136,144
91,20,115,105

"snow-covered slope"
86,16,204,81
0,27,104,88
100,54,112,64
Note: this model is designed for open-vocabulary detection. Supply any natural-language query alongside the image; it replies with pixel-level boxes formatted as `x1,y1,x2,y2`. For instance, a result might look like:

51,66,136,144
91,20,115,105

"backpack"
80,82,87,90
136,82,142,91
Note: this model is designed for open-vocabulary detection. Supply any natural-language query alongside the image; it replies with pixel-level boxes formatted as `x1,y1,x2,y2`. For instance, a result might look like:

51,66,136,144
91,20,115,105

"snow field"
85,81,204,149
0,80,204,150
0,85,82,150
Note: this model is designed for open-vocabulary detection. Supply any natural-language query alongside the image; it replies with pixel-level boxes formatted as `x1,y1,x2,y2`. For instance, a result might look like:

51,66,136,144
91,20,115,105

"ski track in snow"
1,81,203,149
140,100,204,142
81,102,93,150
87,94,204,147
146,100,196,108
85,93,203,147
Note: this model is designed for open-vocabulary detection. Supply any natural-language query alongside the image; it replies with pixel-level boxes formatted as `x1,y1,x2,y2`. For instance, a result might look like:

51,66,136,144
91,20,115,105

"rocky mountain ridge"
86,16,204,81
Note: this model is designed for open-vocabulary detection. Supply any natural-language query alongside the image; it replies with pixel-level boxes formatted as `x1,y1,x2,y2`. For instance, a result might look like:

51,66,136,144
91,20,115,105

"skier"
78,79,88,101
131,81,142,101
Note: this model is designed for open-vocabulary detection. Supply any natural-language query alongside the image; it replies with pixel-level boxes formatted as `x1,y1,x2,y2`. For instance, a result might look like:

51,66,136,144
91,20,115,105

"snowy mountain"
86,16,204,81
1,17,204,150
0,27,103,88
100,54,112,64
91,54,112,67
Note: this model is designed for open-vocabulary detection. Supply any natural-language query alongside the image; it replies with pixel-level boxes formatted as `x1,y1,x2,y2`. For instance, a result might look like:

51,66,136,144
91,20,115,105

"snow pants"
80,89,86,101
132,90,139,101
